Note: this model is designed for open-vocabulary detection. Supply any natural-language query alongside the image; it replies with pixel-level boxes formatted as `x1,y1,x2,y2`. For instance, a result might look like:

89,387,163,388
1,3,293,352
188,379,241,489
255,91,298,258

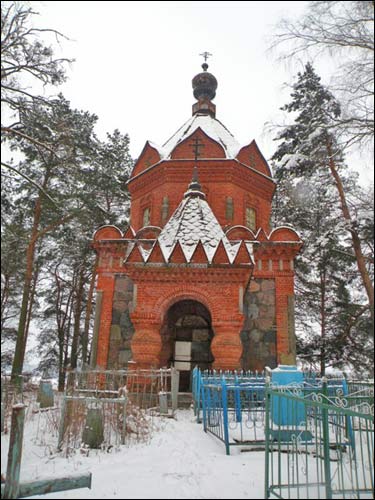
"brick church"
91,61,302,389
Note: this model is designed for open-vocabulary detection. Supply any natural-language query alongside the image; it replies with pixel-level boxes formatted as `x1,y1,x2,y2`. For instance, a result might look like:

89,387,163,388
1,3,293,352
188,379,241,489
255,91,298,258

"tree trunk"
58,341,66,393
11,196,42,382
327,140,374,325
63,299,74,390
81,256,98,366
23,262,40,360
70,266,85,369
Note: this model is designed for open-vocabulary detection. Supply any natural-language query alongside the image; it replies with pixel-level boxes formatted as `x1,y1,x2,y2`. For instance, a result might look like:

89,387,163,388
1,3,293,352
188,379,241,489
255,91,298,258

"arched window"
226,197,234,221
143,207,150,226
161,196,169,224
245,207,256,230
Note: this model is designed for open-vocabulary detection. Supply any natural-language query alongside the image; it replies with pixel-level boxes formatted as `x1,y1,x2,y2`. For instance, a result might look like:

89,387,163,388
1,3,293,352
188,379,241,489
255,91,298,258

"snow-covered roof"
156,113,242,160
158,187,241,263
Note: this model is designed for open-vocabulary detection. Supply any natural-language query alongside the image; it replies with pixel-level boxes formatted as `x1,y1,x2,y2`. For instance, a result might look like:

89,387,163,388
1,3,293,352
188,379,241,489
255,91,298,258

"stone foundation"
107,275,135,368
241,278,277,371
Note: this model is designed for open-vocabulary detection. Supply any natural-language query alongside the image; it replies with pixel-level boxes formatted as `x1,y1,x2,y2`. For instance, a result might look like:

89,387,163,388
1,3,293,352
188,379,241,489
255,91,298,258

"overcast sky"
29,1,373,183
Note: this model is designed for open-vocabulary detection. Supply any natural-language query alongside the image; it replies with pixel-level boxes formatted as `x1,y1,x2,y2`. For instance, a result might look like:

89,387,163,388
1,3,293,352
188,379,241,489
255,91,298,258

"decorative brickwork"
91,65,303,381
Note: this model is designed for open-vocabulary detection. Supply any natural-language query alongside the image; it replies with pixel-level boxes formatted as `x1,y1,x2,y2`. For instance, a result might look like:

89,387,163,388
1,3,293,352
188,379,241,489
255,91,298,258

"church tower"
92,60,302,389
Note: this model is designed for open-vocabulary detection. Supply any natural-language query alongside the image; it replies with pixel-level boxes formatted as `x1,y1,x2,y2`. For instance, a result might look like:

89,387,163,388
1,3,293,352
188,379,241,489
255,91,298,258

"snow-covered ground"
1,407,265,499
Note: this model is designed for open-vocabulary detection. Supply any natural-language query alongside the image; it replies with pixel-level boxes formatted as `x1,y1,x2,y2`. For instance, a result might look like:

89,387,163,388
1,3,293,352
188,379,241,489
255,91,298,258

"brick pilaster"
95,273,115,368
275,275,296,365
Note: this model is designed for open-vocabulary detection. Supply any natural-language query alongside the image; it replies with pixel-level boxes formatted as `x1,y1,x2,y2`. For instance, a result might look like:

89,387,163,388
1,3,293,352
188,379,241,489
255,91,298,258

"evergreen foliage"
272,63,373,376
1,94,133,384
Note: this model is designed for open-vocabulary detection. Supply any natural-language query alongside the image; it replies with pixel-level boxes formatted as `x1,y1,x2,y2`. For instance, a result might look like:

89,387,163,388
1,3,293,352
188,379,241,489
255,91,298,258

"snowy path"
1,409,265,499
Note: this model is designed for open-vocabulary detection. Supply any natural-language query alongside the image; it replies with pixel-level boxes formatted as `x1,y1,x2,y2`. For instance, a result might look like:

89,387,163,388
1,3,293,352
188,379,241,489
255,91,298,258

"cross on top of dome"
199,51,212,71
192,54,218,116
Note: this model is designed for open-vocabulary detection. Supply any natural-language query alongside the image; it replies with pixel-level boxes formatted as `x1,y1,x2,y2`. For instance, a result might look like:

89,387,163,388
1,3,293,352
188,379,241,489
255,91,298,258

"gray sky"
31,1,373,182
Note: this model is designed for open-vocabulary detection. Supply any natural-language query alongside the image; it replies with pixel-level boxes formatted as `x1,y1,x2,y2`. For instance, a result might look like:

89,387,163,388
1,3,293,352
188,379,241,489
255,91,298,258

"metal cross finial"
199,51,212,63
190,136,204,162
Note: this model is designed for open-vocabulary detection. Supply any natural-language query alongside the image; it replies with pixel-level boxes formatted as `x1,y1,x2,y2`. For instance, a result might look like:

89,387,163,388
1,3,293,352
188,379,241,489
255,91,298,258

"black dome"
192,65,218,101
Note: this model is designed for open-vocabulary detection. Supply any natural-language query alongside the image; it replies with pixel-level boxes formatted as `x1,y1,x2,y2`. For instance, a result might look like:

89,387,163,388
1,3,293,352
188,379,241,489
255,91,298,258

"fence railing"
57,394,128,452
66,368,179,412
195,367,373,459
56,368,180,453
199,374,267,455
192,367,265,424
264,381,374,499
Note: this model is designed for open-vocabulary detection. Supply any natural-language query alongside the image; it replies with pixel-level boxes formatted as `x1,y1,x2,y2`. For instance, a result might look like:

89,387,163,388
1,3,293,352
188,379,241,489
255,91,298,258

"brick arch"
153,287,219,324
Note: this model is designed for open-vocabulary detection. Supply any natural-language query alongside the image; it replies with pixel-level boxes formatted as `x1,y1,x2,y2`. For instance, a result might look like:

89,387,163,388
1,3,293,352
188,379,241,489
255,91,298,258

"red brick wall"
95,273,115,368
129,162,274,232
93,124,300,371
126,268,249,370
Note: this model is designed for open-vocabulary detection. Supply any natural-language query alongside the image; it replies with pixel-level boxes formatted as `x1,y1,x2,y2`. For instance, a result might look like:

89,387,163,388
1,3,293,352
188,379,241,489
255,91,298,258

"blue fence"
192,367,265,424
193,367,267,455
193,367,373,457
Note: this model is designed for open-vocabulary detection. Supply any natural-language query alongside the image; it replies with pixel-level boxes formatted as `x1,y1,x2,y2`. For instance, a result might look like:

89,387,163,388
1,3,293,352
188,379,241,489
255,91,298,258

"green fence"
264,381,374,499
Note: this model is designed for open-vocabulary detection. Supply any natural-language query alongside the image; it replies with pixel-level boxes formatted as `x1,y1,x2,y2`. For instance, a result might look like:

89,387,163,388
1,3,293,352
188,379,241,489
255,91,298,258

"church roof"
157,182,251,264
155,113,242,160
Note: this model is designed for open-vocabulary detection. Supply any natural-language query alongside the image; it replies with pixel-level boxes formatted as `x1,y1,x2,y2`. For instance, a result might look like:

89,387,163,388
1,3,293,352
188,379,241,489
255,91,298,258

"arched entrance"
161,300,214,391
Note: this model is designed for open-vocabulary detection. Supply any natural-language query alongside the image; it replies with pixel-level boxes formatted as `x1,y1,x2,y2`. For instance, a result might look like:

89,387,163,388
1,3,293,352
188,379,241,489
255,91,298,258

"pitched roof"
158,185,241,264
155,113,242,160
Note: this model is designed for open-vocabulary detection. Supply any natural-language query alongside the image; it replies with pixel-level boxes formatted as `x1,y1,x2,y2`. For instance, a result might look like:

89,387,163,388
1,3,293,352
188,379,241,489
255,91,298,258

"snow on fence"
66,367,178,412
1,374,41,434
57,394,128,454
57,368,179,454
2,403,92,499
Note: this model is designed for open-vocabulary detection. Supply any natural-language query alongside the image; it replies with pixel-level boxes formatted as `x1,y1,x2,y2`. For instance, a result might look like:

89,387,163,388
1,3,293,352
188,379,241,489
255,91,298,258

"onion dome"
192,63,218,101
192,63,217,117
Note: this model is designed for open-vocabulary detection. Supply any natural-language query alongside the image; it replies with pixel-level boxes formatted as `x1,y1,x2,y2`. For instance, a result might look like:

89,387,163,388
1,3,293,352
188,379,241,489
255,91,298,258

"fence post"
322,378,333,500
341,377,355,451
264,376,271,499
202,381,207,432
192,367,197,416
221,376,230,456
234,375,242,423
57,396,67,451
121,398,127,445
197,369,203,422
3,404,26,499
171,367,179,412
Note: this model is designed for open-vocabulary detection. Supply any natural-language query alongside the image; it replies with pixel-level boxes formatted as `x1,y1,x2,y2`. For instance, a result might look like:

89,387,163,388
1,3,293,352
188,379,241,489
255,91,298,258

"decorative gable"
236,140,272,177
170,128,226,159
131,141,161,178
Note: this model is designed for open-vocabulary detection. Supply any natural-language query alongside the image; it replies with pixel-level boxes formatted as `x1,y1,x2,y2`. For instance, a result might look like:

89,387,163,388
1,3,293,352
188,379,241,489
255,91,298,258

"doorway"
163,300,214,391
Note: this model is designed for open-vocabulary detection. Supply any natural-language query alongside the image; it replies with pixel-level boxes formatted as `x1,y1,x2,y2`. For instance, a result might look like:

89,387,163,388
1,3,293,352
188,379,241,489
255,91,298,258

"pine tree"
272,63,373,375
6,94,98,382
34,128,133,388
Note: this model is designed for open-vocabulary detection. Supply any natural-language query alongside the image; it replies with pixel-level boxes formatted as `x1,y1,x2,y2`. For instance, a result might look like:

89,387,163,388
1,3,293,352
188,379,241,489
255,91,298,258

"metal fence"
264,381,374,499
66,368,178,412
192,367,265,424
57,394,128,453
57,368,180,453
199,374,267,455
